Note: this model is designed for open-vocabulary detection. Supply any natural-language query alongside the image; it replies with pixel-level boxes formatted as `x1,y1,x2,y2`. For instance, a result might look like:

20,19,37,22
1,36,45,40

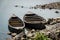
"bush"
34,32,51,40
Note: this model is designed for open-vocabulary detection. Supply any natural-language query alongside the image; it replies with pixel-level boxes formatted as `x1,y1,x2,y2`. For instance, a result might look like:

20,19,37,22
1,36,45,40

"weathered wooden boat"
23,12,46,30
8,14,25,34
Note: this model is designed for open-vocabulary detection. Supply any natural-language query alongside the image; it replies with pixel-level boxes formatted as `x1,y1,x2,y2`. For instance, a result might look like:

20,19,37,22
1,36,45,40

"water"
0,0,60,40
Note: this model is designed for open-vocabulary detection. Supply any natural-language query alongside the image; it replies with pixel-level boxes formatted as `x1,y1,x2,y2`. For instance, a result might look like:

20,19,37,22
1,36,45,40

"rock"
7,32,11,35
15,5,18,7
6,38,13,40
32,2,60,9
48,31,60,40
21,37,25,40
11,33,17,37
14,32,26,40
55,11,59,13
31,29,35,33
27,33,33,37
34,7,37,9
50,21,56,25
21,6,24,8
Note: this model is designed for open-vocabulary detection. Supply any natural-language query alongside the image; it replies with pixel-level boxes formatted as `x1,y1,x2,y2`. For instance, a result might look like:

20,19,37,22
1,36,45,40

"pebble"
7,32,11,35
11,33,17,37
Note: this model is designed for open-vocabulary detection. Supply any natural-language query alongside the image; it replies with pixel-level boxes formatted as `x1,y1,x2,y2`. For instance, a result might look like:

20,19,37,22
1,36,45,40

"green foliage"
34,32,51,40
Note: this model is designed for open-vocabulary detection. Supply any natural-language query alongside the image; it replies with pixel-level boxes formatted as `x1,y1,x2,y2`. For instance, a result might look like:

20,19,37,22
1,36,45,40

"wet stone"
55,11,59,13
15,5,19,7
7,32,11,35
11,33,17,37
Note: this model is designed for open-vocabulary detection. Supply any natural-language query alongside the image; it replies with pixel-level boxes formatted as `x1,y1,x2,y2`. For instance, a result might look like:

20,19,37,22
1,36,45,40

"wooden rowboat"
8,14,25,34
23,12,46,30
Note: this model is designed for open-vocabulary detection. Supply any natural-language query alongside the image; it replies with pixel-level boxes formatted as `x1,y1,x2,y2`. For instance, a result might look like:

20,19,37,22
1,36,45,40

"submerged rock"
21,6,24,8
55,11,59,13
15,5,19,7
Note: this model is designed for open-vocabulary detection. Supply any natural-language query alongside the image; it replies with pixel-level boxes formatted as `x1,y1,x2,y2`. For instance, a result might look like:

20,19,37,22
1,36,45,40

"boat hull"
25,22,46,30
8,25,24,34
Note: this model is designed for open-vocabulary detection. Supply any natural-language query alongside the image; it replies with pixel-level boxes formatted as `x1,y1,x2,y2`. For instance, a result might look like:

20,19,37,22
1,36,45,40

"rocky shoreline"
7,17,60,40
7,11,60,40
30,2,60,9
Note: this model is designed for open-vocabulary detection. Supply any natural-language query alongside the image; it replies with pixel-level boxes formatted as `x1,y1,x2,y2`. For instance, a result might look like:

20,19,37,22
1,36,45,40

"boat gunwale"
24,20,46,24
